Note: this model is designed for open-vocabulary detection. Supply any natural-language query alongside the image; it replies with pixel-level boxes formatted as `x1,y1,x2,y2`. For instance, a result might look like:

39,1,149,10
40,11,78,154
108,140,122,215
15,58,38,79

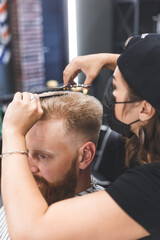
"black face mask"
102,78,139,138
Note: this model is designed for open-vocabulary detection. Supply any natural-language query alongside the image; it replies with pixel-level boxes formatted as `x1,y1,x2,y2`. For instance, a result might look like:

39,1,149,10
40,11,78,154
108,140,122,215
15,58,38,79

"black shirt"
105,163,160,239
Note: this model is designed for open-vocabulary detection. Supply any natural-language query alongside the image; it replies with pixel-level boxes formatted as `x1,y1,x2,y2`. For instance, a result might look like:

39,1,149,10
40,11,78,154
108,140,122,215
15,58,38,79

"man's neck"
75,169,91,194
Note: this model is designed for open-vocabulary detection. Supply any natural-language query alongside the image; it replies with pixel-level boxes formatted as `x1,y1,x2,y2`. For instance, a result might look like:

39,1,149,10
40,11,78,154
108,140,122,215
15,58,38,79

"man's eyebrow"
30,149,55,157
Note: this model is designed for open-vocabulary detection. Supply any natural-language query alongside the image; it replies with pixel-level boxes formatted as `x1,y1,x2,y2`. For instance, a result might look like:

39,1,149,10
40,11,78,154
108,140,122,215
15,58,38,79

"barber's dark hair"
125,87,160,166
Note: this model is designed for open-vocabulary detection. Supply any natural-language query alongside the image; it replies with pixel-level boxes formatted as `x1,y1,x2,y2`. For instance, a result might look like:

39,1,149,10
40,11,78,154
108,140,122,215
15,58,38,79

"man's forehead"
26,119,65,142
26,118,72,148
26,117,80,154
32,118,65,131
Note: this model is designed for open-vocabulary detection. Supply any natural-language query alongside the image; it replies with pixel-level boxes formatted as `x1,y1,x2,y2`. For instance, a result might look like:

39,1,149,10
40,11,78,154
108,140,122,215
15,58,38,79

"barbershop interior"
0,0,160,218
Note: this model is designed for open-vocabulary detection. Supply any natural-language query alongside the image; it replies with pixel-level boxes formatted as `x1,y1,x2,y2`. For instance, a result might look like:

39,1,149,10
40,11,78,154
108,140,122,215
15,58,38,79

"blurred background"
0,0,160,203
0,0,160,99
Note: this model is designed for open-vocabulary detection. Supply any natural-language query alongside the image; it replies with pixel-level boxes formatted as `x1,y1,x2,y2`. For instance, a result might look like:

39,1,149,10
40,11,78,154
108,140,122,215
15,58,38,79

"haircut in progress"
0,91,103,240
40,91,103,146
4,33,160,240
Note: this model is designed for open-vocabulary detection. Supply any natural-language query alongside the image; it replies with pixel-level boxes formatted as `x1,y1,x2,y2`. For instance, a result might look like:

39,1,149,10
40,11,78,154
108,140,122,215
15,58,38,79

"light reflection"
67,0,78,84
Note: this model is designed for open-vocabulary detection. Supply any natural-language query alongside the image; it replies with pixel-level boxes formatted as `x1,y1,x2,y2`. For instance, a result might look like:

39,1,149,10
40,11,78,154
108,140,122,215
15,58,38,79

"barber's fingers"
23,92,34,103
84,76,95,86
63,64,81,85
13,92,37,103
82,76,96,94
12,92,42,116
34,94,43,115
13,92,23,101
25,93,43,116
13,92,39,104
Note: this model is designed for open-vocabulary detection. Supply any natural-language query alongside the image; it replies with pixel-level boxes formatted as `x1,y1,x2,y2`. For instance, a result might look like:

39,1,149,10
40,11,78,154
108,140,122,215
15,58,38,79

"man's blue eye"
40,155,47,159
37,154,48,161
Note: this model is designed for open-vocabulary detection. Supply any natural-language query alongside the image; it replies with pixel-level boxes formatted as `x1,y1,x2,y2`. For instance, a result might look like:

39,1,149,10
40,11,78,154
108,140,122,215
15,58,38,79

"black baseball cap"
117,33,160,113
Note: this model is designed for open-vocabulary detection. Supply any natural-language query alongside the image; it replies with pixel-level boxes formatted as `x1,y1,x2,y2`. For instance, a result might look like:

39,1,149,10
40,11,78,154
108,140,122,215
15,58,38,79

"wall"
76,0,113,101
8,0,45,92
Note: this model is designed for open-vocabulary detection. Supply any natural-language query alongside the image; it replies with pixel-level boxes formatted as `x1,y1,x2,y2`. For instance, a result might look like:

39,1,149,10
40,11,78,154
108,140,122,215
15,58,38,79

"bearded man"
0,91,103,239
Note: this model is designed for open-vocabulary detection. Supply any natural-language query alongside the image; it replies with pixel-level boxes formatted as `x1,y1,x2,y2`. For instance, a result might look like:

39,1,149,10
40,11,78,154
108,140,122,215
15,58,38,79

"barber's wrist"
102,53,119,70
97,53,109,67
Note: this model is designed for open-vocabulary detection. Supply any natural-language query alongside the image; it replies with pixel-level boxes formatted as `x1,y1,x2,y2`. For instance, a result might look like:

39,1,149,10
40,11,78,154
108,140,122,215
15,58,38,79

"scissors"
39,83,92,99
44,83,91,91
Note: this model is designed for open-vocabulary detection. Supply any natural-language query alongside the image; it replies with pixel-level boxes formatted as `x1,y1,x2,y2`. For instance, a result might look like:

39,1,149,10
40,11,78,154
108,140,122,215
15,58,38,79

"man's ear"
78,142,96,170
139,100,156,122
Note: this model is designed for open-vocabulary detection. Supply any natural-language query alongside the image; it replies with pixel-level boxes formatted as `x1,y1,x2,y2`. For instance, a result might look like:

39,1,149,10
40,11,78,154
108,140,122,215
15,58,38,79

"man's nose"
28,155,39,174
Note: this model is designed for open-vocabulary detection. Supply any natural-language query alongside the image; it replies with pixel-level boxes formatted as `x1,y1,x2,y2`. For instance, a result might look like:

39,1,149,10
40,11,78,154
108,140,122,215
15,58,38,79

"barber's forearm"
1,133,48,239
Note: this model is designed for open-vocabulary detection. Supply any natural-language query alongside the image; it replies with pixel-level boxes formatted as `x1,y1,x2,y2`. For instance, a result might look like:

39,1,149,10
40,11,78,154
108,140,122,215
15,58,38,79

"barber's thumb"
83,77,92,94
84,76,93,85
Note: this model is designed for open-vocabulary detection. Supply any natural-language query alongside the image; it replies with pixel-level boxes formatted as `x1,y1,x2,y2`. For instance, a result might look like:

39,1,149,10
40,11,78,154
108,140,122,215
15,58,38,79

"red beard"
33,158,77,205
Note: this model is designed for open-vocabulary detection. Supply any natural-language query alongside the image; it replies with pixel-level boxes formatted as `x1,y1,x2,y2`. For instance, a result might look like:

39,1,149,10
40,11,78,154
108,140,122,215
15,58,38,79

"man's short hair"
40,91,103,146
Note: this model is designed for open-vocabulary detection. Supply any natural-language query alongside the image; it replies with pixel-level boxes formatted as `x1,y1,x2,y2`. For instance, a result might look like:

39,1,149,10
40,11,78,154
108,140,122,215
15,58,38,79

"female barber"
2,33,160,240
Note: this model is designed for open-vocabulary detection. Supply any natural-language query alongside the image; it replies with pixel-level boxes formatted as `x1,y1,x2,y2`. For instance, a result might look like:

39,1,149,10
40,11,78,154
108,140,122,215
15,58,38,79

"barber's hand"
63,54,105,86
2,92,43,137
